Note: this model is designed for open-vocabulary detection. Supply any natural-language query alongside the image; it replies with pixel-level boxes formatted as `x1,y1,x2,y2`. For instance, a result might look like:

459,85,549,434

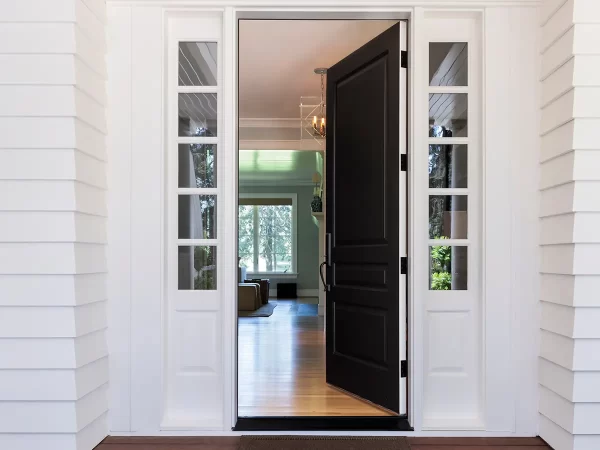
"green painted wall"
239,185,319,292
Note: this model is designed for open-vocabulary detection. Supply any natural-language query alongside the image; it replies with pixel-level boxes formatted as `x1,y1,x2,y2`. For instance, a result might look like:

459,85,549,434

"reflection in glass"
178,94,218,137
178,195,217,239
429,245,467,290
429,93,467,137
429,43,468,86
429,144,467,189
179,42,217,86
178,246,217,290
429,195,468,239
179,144,216,188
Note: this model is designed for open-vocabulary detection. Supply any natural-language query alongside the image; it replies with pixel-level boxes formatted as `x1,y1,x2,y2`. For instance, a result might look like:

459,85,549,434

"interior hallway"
238,298,394,417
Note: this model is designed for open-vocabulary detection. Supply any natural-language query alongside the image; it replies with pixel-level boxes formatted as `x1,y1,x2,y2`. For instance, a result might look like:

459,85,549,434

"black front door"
325,23,401,414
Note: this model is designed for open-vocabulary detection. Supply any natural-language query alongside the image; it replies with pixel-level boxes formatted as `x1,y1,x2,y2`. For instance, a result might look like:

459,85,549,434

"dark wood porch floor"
96,436,550,450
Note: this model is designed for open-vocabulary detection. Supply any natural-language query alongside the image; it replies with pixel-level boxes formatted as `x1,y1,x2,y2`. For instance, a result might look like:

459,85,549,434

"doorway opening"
235,18,409,430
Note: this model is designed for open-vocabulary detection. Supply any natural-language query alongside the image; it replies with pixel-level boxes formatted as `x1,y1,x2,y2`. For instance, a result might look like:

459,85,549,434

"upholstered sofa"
238,282,261,311
238,266,261,311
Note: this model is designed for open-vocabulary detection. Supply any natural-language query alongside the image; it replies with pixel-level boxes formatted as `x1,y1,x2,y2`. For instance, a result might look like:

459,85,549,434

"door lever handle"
319,261,330,292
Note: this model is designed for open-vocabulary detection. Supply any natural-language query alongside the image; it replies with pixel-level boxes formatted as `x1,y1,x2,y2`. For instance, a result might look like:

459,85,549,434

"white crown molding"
239,139,324,151
239,118,300,128
239,180,316,187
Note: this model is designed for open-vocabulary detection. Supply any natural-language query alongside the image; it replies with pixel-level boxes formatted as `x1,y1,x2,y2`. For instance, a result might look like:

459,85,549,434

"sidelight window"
175,41,219,291
428,42,470,290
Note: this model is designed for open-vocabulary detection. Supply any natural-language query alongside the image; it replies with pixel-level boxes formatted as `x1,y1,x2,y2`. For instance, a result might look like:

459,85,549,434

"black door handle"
319,261,330,292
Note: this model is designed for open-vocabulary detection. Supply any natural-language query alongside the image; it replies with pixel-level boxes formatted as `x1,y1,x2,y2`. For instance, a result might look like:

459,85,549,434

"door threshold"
234,415,413,431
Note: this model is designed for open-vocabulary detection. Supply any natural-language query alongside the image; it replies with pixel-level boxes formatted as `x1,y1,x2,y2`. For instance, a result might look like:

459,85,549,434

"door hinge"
401,51,408,69
401,154,407,172
401,257,408,275
401,360,408,378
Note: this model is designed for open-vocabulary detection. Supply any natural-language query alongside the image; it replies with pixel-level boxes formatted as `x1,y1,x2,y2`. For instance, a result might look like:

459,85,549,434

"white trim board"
107,1,541,6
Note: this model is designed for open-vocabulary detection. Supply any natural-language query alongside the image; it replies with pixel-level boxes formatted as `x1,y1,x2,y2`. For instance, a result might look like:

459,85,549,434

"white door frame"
229,10,412,426
109,2,536,435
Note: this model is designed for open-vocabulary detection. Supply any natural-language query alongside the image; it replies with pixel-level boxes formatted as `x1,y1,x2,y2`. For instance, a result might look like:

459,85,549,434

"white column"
0,1,108,449
539,1,600,449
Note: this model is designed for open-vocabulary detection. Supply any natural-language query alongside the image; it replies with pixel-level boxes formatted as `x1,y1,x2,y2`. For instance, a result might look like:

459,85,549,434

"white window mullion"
253,205,259,272
428,137,469,146
177,137,219,145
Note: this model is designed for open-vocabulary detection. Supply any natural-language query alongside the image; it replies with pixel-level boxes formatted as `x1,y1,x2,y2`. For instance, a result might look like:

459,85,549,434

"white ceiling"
238,20,398,119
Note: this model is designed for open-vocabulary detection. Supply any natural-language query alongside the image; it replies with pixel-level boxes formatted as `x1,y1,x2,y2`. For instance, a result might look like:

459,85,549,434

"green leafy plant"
431,271,452,290
430,237,452,290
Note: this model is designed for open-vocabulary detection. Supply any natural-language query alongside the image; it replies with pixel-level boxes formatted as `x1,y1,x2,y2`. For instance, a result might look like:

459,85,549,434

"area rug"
239,436,409,450
238,302,277,317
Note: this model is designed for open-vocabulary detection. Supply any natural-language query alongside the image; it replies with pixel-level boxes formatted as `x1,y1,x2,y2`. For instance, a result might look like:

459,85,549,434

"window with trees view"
238,195,296,274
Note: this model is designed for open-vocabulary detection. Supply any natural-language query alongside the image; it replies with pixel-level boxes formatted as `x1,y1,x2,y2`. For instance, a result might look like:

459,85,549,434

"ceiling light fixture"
312,68,327,137
300,68,327,143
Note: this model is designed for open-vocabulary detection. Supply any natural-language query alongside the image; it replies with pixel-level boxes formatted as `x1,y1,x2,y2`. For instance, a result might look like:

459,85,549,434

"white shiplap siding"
0,1,108,449
539,0,600,449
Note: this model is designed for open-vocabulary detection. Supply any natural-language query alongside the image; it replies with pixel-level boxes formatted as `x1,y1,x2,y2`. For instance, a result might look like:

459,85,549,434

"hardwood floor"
96,436,550,449
238,298,394,417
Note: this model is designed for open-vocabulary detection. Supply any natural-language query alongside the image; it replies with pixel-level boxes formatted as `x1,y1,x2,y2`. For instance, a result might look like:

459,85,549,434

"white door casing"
106,2,540,436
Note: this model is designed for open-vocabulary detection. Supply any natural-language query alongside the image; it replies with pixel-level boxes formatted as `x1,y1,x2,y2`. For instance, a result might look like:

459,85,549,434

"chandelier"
312,68,327,137
300,68,327,143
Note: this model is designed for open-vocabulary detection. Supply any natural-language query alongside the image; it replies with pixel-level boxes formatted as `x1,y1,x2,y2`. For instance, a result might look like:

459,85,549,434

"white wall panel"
106,4,133,433
129,6,164,433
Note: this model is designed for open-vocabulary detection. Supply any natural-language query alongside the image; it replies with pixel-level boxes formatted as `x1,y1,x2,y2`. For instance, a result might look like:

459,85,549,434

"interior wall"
239,185,319,293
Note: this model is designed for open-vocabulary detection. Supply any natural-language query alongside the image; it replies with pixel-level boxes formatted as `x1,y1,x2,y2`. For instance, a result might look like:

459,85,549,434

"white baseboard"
299,289,319,297
268,288,319,298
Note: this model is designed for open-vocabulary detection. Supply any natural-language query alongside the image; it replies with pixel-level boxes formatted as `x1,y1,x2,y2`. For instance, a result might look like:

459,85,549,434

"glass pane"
429,245,468,290
238,253,254,271
429,195,468,239
178,246,216,290
178,195,217,239
179,42,217,86
257,205,292,272
178,144,216,188
429,93,467,137
273,254,292,273
238,205,254,271
430,43,468,86
429,144,467,189
178,94,217,137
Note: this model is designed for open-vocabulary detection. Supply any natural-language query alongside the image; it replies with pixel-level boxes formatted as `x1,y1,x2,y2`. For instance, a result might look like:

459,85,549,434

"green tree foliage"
238,205,254,268
238,204,292,272
430,237,452,290
190,144,216,188
258,205,292,272
193,246,216,290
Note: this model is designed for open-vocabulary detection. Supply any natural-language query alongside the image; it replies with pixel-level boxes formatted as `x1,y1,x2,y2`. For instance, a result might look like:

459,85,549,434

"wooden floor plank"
407,437,547,446
102,436,240,445
96,445,238,450
238,298,393,416
410,447,547,450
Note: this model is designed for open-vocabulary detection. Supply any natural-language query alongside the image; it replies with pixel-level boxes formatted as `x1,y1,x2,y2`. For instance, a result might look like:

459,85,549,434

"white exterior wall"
0,1,109,449
539,0,600,449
